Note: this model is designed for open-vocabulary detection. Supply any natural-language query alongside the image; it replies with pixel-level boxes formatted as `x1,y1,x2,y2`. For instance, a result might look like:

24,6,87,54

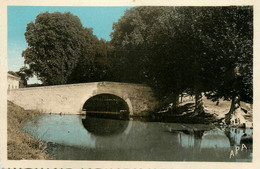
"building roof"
7,72,21,81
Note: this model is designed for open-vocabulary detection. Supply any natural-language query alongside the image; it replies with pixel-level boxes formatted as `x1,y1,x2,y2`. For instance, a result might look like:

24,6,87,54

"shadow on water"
81,93,131,136
82,116,129,136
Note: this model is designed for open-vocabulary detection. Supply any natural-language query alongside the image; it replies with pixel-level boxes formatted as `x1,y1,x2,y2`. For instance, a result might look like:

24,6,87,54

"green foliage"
16,66,33,87
23,12,88,85
111,7,165,83
23,11,116,85
68,38,114,83
203,7,253,103
110,6,253,105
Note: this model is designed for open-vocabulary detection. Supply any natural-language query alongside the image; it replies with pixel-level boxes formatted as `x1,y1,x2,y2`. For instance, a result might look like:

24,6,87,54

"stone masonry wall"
7,82,158,116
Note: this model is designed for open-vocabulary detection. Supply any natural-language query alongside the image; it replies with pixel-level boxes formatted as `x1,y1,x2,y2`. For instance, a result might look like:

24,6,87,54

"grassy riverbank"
7,101,49,160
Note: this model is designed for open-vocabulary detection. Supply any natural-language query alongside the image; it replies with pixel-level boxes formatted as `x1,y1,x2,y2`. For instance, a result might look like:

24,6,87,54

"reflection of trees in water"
176,129,233,161
225,128,235,146
82,116,129,136
224,127,252,149
176,128,237,150
176,128,231,161
223,127,253,161
178,130,194,148
177,130,205,148
201,128,230,149
194,130,205,139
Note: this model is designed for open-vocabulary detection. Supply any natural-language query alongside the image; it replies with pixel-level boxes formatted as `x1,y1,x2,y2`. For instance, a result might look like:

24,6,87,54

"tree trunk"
224,66,247,127
216,99,219,106
175,94,179,107
224,129,235,147
224,96,246,127
193,92,206,116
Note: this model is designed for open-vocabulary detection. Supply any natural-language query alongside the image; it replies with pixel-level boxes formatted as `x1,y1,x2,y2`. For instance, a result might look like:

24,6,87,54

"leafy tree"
111,7,214,110
202,7,253,125
111,6,253,124
145,7,205,109
147,6,253,121
68,36,114,83
22,12,88,85
16,66,33,87
111,7,165,83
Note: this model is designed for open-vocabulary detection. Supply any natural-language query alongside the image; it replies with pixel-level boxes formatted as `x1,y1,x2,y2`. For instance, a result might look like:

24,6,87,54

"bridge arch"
8,82,157,116
80,93,134,115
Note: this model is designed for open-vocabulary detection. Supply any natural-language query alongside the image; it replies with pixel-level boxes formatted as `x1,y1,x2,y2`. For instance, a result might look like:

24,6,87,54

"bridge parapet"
8,82,158,116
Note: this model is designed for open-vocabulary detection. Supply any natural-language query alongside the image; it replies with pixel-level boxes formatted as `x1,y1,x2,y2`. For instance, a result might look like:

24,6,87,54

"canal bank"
7,101,49,160
152,97,253,128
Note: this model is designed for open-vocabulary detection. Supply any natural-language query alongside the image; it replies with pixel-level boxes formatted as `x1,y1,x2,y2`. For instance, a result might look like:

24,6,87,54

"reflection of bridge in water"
82,117,130,136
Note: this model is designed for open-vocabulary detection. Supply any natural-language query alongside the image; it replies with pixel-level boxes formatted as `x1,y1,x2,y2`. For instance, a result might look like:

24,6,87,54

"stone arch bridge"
7,82,158,116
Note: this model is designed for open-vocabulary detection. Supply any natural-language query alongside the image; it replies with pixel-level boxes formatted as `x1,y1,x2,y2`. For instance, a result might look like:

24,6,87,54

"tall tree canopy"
201,7,253,125
68,37,114,83
23,12,89,85
110,6,253,123
204,7,253,103
111,7,165,83
111,7,214,107
146,6,252,116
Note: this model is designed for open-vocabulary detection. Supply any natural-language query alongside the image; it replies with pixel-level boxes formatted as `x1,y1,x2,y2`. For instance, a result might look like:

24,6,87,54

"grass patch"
7,101,49,160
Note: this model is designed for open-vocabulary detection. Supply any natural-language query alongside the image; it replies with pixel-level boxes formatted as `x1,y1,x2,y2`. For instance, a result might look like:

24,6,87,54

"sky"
7,6,130,84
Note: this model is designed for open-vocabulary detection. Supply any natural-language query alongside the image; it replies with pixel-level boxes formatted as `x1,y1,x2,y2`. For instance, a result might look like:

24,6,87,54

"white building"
7,73,20,90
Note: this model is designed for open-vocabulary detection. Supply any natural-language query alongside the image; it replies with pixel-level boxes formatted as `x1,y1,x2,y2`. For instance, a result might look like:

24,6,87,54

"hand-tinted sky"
8,6,130,83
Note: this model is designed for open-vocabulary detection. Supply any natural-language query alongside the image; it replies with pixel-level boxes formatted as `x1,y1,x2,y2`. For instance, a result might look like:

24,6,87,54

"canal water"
21,114,253,161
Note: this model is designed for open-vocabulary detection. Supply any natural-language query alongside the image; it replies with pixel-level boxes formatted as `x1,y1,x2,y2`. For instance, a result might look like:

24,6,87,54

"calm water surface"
21,114,253,161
